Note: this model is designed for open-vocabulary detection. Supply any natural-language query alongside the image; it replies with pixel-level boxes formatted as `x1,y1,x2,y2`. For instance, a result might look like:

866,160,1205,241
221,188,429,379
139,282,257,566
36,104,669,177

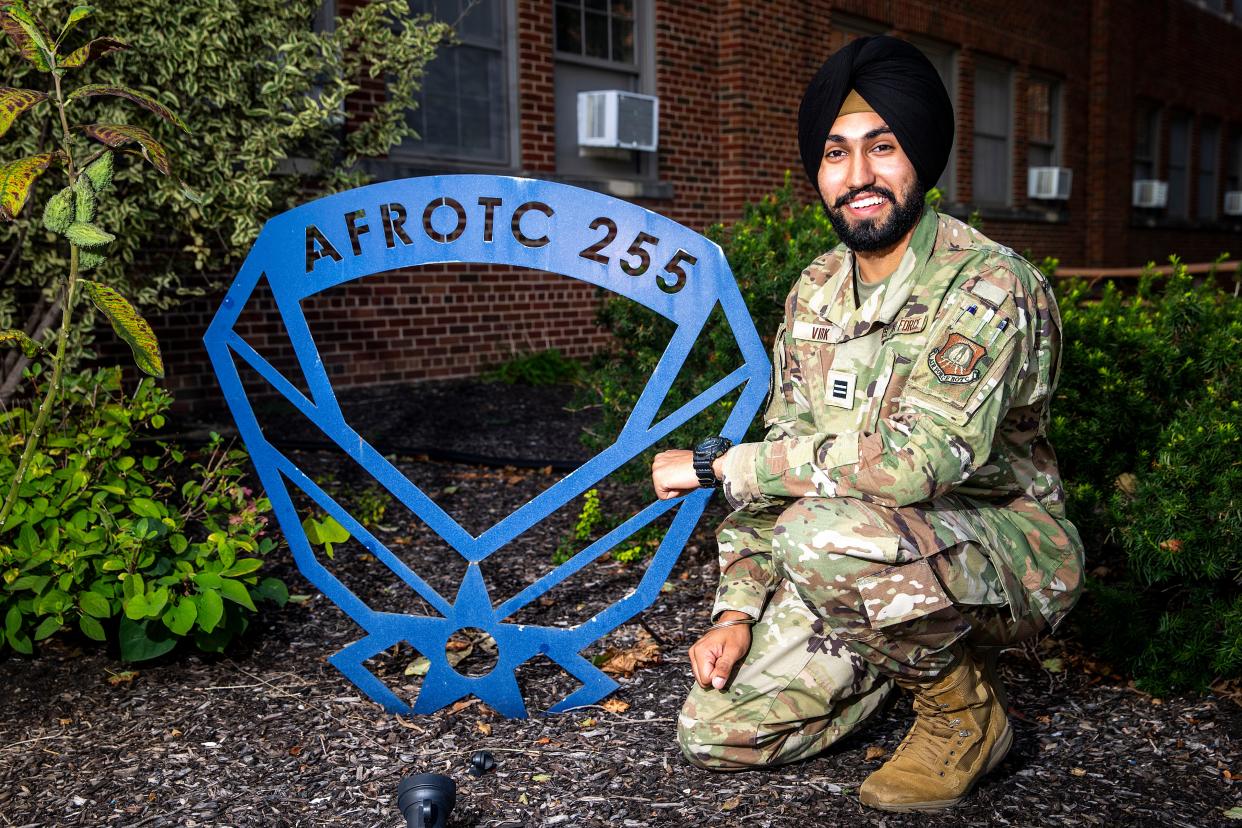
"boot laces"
899,695,978,774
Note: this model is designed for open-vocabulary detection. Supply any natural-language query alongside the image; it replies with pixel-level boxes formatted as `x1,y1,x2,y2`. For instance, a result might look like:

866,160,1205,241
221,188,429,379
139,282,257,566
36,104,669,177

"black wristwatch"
692,436,733,489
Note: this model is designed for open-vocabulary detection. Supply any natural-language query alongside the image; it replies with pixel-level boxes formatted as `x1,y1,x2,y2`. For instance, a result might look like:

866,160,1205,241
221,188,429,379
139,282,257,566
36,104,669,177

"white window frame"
1026,74,1062,169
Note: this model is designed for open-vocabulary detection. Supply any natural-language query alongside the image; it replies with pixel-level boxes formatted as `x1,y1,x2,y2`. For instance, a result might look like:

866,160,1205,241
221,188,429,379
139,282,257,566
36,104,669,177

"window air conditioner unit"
1132,180,1168,208
1224,191,1242,216
1027,167,1072,200
577,90,659,152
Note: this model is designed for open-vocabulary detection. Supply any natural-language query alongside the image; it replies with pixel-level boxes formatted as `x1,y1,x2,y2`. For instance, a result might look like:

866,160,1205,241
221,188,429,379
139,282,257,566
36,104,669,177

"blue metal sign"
203,175,769,717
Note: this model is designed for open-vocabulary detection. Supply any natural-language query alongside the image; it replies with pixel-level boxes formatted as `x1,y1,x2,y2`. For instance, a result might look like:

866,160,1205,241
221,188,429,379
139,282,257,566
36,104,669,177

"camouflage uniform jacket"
717,206,1084,633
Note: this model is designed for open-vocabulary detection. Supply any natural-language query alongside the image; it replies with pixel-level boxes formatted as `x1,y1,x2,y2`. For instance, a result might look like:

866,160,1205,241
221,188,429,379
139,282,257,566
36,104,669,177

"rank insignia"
929,332,986,383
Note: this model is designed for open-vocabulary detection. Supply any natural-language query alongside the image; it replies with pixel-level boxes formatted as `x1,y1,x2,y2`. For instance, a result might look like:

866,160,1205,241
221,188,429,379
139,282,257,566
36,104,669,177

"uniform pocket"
904,294,1022,425
856,558,954,629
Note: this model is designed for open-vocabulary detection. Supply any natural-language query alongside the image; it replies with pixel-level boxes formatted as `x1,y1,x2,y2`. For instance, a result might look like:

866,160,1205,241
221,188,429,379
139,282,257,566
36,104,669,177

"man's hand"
651,449,728,500
689,611,752,691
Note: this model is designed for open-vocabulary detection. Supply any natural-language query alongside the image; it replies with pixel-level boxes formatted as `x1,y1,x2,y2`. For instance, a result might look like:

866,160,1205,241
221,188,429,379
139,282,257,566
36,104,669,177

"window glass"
1227,133,1242,193
1198,119,1220,220
913,40,957,201
1167,114,1191,218
1027,77,1059,168
973,63,1013,205
403,0,511,164
1133,103,1159,181
556,0,636,65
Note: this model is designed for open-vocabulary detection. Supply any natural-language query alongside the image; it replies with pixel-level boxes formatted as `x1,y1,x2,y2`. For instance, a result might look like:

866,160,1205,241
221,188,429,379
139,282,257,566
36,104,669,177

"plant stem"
0,71,81,534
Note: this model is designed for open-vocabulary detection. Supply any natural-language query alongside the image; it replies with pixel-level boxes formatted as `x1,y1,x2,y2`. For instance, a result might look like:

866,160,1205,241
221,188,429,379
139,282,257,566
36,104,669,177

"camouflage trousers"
678,494,1046,771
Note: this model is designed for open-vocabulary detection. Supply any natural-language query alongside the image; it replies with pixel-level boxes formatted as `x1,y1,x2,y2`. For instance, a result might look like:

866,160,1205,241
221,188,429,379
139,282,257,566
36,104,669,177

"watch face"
695,436,729,455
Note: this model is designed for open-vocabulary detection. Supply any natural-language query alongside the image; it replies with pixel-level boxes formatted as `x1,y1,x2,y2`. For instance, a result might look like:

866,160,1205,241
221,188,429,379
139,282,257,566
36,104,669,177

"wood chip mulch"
1,380,1238,827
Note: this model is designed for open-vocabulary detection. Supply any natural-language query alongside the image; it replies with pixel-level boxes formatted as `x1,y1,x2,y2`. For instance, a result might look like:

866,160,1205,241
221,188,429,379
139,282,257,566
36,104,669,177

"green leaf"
0,2,54,72
0,328,43,358
162,597,196,636
4,604,21,635
145,586,169,618
255,577,288,607
222,558,263,578
0,87,46,138
78,280,164,378
0,152,57,220
6,627,32,654
197,588,223,633
129,497,162,518
78,591,110,618
78,614,105,641
33,615,61,640
58,5,93,40
60,36,127,69
64,221,113,248
123,592,149,620
118,616,175,662
67,84,190,133
169,533,187,554
193,571,222,590
81,124,170,176
218,578,255,611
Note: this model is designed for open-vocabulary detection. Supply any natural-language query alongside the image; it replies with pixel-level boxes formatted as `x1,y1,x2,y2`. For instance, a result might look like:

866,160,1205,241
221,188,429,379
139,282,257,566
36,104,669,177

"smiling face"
817,111,925,254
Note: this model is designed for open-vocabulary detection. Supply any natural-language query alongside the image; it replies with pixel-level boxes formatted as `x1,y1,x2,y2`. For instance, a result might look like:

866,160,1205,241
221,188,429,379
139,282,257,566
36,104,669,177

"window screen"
403,0,511,164
973,63,1013,205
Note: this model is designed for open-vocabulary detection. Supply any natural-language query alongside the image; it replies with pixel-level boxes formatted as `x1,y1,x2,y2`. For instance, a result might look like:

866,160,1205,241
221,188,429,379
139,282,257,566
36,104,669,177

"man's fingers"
710,650,737,690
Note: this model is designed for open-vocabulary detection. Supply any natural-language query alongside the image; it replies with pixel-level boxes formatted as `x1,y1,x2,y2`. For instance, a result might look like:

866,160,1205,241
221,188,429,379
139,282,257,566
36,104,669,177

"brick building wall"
99,0,1242,413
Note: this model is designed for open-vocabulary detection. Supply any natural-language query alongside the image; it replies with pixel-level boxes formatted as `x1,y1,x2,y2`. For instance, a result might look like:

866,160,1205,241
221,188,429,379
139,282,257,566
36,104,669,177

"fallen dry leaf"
1070,767,1086,777
288,744,303,757
600,698,630,714
578,717,597,728
476,721,492,736
864,746,887,761
598,639,662,677
534,737,552,745
721,796,742,811
450,698,481,714
106,670,138,686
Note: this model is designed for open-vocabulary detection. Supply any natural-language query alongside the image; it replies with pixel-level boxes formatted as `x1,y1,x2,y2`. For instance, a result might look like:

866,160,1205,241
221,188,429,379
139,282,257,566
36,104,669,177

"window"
1227,132,1242,194
1167,113,1191,218
400,0,514,166
1197,119,1221,220
913,39,958,201
973,61,1013,206
1027,77,1061,168
555,0,635,64
553,0,652,181
828,15,886,53
1133,102,1160,181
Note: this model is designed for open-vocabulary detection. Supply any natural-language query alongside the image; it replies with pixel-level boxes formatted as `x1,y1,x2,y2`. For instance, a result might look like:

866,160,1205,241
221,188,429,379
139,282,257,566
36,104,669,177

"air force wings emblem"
203,176,769,717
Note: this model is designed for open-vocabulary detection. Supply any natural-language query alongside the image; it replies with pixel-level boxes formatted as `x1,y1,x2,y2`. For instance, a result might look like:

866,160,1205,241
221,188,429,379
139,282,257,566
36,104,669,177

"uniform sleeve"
723,270,1033,508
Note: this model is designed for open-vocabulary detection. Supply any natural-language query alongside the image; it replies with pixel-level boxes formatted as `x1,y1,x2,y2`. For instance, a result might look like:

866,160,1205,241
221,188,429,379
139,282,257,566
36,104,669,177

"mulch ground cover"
1,379,1238,827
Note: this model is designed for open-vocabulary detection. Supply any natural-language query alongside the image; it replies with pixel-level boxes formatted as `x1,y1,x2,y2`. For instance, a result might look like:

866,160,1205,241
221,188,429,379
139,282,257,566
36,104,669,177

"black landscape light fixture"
397,773,456,828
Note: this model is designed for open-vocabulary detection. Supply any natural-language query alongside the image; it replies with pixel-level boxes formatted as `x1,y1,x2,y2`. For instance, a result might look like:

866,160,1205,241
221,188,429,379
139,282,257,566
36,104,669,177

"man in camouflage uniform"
651,35,1083,812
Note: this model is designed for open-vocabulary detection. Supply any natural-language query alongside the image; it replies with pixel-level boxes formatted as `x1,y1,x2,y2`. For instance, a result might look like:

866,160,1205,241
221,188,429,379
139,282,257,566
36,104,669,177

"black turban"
798,35,954,195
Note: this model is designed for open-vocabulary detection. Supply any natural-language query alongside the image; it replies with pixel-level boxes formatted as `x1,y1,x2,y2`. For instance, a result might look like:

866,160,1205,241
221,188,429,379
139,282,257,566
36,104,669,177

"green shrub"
1051,261,1241,693
484,348,582,387
0,366,286,661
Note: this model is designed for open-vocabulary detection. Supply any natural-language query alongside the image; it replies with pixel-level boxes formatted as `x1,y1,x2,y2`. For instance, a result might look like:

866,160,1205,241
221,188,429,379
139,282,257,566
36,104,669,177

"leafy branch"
0,1,196,533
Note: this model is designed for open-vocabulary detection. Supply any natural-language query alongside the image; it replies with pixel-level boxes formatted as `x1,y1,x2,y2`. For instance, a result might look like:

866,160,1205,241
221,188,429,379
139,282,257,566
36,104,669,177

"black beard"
824,180,926,253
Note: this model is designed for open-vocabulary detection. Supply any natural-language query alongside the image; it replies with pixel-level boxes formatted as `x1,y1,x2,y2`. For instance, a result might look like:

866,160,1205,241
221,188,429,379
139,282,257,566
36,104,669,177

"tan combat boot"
858,647,1011,812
